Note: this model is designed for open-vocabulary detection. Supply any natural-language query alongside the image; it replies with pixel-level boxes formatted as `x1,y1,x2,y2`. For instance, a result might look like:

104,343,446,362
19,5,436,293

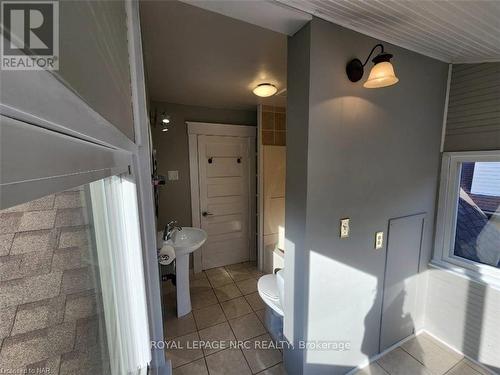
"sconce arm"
362,44,384,67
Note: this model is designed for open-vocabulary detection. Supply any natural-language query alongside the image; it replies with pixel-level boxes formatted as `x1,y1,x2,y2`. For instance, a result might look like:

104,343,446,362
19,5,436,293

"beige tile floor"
163,263,493,375
162,261,285,375
356,332,494,375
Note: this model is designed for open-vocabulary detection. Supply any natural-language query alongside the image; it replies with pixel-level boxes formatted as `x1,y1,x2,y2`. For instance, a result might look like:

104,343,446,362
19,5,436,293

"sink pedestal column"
176,254,191,317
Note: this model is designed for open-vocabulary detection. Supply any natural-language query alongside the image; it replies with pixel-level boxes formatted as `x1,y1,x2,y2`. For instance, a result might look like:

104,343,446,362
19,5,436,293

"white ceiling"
140,0,499,111
279,0,500,63
140,0,287,110
182,0,311,36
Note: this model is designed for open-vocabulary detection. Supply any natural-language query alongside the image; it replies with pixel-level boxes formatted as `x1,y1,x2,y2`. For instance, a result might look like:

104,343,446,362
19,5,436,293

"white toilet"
257,269,284,342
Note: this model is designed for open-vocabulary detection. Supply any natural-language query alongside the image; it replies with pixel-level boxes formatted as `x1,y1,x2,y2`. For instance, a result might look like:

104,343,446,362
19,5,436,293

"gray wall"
151,102,256,230
283,22,311,371
1,1,136,142
444,63,500,151
57,1,135,141
285,18,448,374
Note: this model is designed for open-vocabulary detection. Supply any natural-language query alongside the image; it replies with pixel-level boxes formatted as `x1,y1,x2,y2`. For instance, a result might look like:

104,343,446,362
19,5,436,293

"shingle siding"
0,189,110,374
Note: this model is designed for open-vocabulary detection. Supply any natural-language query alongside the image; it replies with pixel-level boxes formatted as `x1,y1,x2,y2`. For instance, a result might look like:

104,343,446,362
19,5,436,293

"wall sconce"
346,44,399,88
160,113,171,132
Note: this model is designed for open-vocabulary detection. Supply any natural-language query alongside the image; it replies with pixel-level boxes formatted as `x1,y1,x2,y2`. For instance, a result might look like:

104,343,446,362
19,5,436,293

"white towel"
158,244,175,265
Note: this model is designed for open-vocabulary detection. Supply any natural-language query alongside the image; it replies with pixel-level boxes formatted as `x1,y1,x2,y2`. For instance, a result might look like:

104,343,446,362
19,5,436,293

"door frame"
187,121,257,273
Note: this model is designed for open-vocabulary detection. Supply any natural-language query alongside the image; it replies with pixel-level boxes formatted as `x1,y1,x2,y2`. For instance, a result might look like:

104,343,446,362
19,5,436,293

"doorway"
187,122,256,272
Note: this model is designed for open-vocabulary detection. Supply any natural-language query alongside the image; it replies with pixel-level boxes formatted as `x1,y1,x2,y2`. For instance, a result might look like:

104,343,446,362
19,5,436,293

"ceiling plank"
279,0,500,63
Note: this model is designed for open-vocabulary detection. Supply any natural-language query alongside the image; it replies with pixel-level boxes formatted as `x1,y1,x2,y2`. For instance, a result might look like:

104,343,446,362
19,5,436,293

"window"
0,176,150,374
435,152,500,282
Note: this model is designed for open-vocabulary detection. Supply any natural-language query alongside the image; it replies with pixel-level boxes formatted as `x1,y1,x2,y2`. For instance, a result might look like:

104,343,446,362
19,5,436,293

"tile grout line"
222,265,282,374
399,336,463,375
208,265,277,374
444,359,482,375
167,263,277,374
166,271,205,371
375,359,393,375
216,265,254,374
167,267,245,370
443,360,463,375
398,343,430,370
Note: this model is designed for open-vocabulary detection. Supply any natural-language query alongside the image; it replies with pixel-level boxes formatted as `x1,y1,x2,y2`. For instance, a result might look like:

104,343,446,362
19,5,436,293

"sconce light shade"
346,44,399,89
253,83,278,97
363,61,399,88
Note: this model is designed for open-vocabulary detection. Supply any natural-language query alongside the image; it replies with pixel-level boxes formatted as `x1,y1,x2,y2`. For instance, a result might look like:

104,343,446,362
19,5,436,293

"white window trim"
433,150,500,287
90,175,151,375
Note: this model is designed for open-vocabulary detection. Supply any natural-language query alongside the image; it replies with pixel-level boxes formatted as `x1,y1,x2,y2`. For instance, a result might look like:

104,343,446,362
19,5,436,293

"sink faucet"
164,220,182,241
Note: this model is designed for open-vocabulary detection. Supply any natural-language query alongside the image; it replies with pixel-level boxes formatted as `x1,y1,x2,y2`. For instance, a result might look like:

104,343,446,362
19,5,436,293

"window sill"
429,259,500,292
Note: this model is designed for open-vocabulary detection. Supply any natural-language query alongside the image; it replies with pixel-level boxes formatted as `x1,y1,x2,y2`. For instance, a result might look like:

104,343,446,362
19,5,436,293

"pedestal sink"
165,227,207,317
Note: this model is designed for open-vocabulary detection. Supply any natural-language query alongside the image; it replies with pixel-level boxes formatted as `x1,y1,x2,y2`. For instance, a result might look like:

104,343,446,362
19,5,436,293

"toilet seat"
258,274,283,316
259,275,280,300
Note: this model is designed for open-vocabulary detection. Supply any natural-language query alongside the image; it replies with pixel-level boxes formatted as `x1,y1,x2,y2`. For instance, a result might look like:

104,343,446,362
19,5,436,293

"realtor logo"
1,1,59,70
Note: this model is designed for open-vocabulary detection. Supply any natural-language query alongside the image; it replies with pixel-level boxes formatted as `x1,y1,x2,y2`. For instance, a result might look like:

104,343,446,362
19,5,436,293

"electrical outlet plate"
340,218,350,238
375,231,384,249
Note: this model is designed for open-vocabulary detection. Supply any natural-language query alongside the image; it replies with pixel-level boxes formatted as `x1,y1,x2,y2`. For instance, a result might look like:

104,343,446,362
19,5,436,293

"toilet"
257,269,284,342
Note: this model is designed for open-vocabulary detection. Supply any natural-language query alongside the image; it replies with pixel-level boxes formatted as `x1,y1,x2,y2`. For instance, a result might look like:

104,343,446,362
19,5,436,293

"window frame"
433,150,500,285
0,1,166,372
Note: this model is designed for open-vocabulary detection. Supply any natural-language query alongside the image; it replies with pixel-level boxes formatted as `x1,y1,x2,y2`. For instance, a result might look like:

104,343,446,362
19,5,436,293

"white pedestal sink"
164,227,207,317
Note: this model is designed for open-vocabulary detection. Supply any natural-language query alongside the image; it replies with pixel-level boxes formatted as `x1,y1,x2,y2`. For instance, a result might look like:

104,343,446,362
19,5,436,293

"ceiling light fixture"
346,44,399,88
160,113,171,132
253,83,278,97
161,113,170,124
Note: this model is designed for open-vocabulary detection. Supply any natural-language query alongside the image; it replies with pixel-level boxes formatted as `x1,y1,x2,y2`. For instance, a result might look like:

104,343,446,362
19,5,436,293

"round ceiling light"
160,113,171,132
253,83,278,97
161,113,170,124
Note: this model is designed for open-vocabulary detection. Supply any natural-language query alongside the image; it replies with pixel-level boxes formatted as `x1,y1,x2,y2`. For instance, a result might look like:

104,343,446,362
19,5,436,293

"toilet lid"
258,275,280,301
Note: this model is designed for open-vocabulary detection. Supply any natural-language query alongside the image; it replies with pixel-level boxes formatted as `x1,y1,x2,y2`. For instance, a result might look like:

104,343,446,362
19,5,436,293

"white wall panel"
0,0,136,148
57,0,135,140
444,63,500,151
425,267,500,373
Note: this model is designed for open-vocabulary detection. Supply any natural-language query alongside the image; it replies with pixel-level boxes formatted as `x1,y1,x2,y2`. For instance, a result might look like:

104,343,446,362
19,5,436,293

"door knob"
202,211,214,217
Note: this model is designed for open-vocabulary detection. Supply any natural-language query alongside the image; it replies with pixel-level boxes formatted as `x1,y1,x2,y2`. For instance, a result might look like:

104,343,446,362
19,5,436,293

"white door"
198,135,252,269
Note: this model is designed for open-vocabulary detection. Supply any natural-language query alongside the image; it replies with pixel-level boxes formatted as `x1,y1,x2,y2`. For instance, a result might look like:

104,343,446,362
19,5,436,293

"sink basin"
164,227,207,317
165,227,207,256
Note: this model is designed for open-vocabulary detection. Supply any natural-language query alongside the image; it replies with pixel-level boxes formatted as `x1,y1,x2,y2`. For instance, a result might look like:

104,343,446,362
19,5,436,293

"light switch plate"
340,218,350,238
167,170,179,181
375,231,384,249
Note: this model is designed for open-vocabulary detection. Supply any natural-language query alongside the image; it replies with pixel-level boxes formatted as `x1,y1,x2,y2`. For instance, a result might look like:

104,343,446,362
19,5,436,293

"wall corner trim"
440,64,453,153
